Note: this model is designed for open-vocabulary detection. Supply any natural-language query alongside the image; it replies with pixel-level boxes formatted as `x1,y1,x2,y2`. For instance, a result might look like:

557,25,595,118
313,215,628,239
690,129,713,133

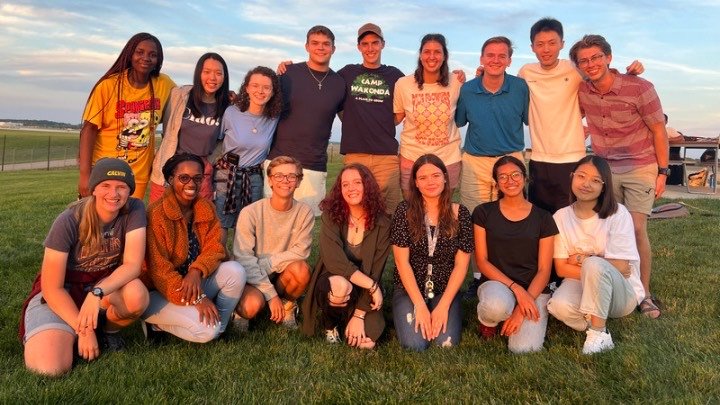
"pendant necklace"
306,64,330,90
349,214,365,234
249,112,263,134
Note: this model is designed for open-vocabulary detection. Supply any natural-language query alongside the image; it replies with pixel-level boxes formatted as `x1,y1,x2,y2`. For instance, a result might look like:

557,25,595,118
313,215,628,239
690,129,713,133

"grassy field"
0,129,79,166
1,165,719,403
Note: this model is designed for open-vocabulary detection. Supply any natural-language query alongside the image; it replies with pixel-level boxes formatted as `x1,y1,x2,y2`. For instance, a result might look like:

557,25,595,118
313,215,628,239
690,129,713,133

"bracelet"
368,281,378,294
353,314,365,320
192,293,207,306
508,282,516,290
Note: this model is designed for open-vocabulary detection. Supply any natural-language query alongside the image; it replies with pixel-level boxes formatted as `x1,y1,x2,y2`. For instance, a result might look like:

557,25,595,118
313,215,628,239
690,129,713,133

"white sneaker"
325,327,341,344
582,328,615,354
232,313,249,333
281,300,298,330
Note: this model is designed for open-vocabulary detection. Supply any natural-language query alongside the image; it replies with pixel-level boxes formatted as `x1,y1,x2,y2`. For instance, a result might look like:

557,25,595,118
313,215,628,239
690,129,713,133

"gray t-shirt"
176,100,221,157
43,198,146,274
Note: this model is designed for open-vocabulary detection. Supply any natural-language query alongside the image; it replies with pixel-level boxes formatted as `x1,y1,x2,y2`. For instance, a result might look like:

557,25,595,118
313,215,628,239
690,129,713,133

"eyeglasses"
175,174,205,184
271,173,301,183
497,171,523,183
572,171,605,186
576,53,605,68
248,83,272,92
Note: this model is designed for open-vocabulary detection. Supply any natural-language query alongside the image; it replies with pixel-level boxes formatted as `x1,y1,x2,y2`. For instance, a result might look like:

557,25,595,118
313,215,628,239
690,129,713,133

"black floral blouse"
391,201,474,298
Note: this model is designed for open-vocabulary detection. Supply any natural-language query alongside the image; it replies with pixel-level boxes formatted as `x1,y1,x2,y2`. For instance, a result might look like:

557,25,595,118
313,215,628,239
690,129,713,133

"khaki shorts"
263,160,326,216
343,153,402,215
399,155,461,193
612,164,657,215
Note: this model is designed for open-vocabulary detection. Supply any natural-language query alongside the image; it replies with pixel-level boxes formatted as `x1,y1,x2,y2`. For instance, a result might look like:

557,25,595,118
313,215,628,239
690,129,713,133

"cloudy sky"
1,0,719,140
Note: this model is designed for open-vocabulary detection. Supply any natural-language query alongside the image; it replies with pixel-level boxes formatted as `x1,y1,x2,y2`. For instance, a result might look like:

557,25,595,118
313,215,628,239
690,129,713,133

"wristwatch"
91,286,104,299
658,167,671,176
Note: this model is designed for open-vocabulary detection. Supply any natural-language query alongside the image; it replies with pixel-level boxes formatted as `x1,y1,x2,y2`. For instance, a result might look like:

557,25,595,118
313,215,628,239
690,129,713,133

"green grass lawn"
0,129,80,165
1,165,719,402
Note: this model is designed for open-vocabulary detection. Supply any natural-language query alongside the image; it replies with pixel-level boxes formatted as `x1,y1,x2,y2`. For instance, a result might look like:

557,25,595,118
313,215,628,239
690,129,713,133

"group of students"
19,16,666,376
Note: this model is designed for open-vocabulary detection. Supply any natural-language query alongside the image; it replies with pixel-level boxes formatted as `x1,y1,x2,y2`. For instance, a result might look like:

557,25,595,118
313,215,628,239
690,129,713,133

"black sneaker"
463,278,481,300
99,332,126,352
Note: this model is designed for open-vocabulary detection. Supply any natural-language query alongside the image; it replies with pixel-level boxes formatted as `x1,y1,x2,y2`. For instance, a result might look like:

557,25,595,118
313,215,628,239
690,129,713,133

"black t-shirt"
337,64,404,155
267,62,345,172
472,201,558,289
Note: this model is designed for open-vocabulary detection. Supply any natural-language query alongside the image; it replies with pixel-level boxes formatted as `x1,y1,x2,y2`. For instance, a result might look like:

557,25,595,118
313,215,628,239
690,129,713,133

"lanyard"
424,214,439,300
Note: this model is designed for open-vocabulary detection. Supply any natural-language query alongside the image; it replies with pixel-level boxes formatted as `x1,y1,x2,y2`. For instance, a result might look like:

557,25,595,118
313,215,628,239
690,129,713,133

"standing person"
547,156,645,354
391,154,474,351
149,53,231,202
21,158,149,376
233,156,314,330
394,34,463,201
569,34,668,319
301,163,390,348
142,154,246,343
338,23,405,214
472,156,557,353
517,18,642,214
79,32,176,199
215,67,282,246
265,25,345,216
455,36,529,297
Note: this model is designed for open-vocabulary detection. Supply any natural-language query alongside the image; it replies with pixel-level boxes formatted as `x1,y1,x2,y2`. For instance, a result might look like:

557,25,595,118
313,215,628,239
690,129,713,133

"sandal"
639,296,661,319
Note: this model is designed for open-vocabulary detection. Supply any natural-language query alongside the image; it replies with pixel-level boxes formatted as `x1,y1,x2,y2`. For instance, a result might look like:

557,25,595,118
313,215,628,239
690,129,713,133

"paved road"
1,158,77,171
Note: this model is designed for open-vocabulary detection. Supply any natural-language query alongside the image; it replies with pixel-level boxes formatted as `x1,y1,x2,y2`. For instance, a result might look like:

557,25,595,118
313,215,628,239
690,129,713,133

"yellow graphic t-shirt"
82,72,175,185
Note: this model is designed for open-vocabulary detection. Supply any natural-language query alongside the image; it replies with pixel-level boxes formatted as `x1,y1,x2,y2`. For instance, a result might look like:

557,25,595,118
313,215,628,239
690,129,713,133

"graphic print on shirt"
350,73,392,103
411,91,451,146
77,233,122,273
115,97,161,163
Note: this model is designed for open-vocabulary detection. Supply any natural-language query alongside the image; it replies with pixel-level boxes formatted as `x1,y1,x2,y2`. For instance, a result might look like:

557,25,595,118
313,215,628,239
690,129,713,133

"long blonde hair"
70,196,127,252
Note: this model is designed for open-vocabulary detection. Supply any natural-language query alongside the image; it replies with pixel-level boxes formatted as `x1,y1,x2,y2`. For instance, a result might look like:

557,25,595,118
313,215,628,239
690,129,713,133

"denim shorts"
215,171,263,229
23,292,75,343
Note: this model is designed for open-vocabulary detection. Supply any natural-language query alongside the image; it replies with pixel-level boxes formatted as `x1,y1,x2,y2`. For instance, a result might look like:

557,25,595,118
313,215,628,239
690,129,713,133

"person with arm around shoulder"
233,156,314,331
301,163,391,348
547,156,645,354
21,158,149,376
472,156,557,353
149,53,231,202
78,33,175,200
391,154,474,351
215,66,282,246
141,153,246,343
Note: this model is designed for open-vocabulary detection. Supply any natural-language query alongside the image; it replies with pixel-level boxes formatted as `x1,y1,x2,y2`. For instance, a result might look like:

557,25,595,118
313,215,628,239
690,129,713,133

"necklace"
349,214,365,234
306,64,330,90
249,112,263,134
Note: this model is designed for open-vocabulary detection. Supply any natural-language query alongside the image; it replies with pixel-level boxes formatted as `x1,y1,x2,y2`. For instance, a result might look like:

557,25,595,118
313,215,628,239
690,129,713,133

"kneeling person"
234,156,314,329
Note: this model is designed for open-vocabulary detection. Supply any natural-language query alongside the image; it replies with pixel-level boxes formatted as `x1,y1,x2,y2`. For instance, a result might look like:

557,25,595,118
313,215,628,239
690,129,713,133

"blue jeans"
143,261,246,343
392,288,463,351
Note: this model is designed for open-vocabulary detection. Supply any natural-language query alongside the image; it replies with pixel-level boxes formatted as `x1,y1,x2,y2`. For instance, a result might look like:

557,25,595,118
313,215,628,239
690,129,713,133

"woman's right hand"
511,285,539,321
179,269,203,304
195,297,220,327
414,302,432,341
77,329,100,361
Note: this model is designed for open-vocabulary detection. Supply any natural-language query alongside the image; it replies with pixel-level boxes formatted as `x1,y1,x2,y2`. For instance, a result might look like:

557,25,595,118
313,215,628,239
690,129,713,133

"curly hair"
236,66,282,119
162,153,204,183
406,154,457,243
319,163,385,231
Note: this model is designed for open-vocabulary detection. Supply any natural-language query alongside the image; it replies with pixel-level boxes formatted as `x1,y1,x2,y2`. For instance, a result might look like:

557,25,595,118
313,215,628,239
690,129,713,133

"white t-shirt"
553,204,644,303
393,74,462,164
518,60,586,164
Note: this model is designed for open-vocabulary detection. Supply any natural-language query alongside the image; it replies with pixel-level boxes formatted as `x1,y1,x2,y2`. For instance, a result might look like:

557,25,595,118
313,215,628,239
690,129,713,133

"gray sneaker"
281,300,298,330
232,313,250,333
